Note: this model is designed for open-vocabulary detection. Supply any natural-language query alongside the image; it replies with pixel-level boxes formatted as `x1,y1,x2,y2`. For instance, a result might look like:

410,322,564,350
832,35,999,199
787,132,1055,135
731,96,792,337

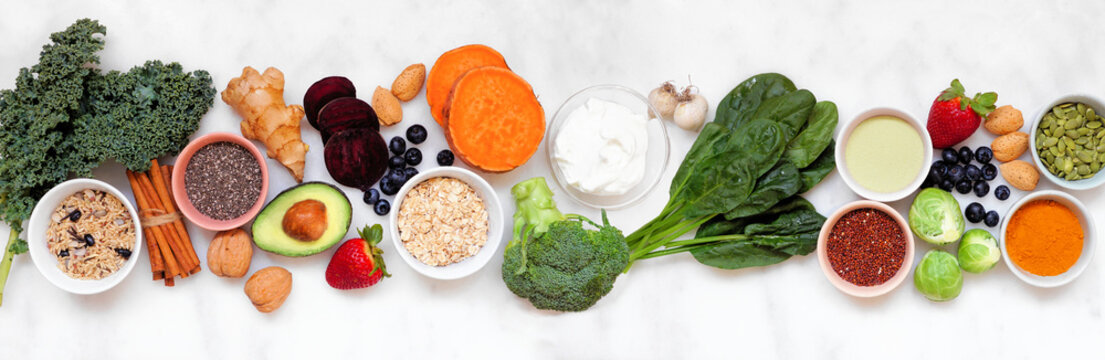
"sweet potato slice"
443,67,545,172
426,44,509,127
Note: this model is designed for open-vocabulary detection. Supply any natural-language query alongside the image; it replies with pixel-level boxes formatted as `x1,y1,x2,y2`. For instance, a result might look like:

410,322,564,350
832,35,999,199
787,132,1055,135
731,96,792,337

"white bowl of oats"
27,178,142,295
389,167,504,280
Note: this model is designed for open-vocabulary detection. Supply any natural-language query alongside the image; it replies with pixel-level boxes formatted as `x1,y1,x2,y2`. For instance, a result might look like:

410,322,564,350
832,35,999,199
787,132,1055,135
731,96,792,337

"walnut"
207,229,254,278
244,266,292,313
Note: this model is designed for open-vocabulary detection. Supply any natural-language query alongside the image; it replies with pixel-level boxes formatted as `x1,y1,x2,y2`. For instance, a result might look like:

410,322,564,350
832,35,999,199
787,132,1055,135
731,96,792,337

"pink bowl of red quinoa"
171,132,269,231
817,201,915,297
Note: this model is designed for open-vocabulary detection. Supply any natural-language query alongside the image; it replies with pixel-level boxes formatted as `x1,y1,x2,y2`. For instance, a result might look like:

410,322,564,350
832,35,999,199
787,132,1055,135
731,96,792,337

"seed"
83,234,94,247
67,209,81,222
826,208,906,287
114,248,131,260
58,249,69,257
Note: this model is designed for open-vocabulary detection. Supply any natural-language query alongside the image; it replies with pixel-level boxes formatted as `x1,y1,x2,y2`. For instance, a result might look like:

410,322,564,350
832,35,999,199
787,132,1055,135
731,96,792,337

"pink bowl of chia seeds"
172,132,269,231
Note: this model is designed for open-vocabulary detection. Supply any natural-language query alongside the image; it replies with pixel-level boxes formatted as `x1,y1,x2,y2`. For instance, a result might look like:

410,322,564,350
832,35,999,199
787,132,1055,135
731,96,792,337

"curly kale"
0,19,214,306
502,178,629,312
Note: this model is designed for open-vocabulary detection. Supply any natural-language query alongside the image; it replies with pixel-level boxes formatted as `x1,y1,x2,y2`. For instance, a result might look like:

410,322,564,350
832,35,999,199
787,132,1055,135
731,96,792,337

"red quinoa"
827,208,906,286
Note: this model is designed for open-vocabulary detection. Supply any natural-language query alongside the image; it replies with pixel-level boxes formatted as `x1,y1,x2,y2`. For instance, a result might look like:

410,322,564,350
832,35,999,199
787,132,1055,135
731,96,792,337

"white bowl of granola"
388,167,504,280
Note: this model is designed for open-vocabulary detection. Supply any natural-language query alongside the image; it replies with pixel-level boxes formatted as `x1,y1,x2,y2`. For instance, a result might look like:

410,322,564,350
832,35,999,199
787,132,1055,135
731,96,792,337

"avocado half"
252,182,352,257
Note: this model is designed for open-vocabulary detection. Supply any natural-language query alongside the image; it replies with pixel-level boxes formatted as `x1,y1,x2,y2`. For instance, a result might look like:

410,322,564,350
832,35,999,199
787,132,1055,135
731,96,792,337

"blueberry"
363,188,380,205
388,155,406,169
981,163,997,181
932,161,949,178
965,202,985,223
958,146,973,164
380,176,398,195
955,179,972,194
975,147,994,163
984,211,1000,227
374,199,391,216
965,164,981,181
938,179,955,192
406,124,428,144
994,185,1010,200
437,150,455,166
947,165,965,183
405,148,422,166
973,180,990,197
389,136,406,155
942,148,959,164
388,168,407,186
925,167,943,186
403,167,418,180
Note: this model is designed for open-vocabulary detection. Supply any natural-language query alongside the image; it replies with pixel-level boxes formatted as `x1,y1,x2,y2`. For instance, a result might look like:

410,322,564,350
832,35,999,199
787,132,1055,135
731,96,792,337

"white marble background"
1,0,1103,358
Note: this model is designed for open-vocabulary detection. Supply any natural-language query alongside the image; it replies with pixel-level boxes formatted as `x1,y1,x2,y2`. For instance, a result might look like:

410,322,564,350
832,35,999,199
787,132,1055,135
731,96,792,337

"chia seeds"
826,208,907,287
185,141,262,220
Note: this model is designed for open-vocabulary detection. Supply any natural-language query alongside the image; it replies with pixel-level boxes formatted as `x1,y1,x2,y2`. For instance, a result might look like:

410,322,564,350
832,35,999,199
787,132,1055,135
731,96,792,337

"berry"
947,165,966,183
939,179,955,192
973,180,990,197
965,164,981,181
965,202,985,223
933,161,949,178
994,185,1010,200
406,124,428,144
325,225,391,290
926,79,997,148
388,168,407,186
975,147,993,163
403,167,418,180
958,146,974,165
941,148,960,164
405,148,422,166
380,176,398,195
389,136,406,155
984,211,1000,227
981,163,997,180
362,188,380,205
922,172,938,188
374,199,391,216
388,155,406,169
437,150,455,166
955,179,972,194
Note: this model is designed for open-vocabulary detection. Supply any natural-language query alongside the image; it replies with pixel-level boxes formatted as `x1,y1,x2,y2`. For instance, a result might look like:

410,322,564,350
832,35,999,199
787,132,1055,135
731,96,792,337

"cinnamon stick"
150,160,200,274
126,170,180,281
136,172,194,277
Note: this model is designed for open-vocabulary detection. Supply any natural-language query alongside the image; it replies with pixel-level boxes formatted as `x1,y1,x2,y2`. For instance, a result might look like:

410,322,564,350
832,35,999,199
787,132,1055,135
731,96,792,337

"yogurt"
554,98,648,196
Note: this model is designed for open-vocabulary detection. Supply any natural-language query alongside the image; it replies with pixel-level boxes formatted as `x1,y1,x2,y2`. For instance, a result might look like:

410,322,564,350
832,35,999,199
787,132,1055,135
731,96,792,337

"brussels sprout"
957,229,1001,273
908,188,965,245
914,249,963,301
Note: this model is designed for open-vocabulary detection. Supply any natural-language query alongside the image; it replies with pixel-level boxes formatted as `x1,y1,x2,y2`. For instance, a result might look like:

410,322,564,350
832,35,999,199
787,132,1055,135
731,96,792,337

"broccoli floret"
502,178,628,312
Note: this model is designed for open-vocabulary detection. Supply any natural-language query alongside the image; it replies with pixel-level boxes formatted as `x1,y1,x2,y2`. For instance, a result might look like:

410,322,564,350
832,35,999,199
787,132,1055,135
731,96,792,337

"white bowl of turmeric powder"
999,190,1095,288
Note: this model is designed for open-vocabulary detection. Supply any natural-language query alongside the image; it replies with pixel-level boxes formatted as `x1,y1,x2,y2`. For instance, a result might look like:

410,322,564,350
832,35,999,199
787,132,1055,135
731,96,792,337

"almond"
372,86,402,126
208,229,253,278
1000,160,1039,191
992,131,1029,162
244,266,293,313
984,105,1024,135
391,63,425,102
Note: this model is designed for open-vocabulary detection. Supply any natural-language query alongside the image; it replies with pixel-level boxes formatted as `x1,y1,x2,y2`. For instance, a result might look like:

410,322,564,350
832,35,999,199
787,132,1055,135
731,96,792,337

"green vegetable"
0,19,214,306
957,229,1000,273
908,188,965,245
624,73,836,270
914,249,963,302
502,178,629,312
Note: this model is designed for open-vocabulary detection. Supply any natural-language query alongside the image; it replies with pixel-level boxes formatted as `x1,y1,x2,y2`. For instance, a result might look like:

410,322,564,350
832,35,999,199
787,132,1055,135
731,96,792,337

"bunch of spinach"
624,73,837,270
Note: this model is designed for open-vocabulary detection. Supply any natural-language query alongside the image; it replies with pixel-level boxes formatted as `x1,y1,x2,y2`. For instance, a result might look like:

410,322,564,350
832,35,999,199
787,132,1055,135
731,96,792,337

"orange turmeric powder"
1005,200,1083,276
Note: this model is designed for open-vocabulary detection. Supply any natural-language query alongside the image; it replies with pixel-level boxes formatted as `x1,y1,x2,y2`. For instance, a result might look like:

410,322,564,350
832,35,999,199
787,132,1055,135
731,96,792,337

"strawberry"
326,224,391,289
926,79,997,148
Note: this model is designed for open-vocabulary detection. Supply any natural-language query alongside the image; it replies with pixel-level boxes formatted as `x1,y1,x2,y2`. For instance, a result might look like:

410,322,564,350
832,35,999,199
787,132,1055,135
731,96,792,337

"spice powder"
826,208,906,287
185,141,262,220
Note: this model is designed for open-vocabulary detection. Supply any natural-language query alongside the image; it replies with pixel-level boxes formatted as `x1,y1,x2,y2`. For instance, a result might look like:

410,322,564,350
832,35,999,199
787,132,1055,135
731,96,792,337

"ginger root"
222,67,308,182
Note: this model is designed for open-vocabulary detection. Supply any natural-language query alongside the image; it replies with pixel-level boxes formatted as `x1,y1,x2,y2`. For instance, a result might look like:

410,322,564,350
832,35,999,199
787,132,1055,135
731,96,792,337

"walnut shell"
391,63,426,102
1000,160,1039,191
244,266,292,313
992,131,1029,162
208,229,253,278
984,105,1024,135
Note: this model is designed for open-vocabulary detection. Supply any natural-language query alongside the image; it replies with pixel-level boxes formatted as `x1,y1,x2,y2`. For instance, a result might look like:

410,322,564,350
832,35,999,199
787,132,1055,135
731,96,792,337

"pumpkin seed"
1079,128,1093,136
1065,116,1084,129
1064,158,1075,173
1067,130,1081,138
1078,165,1092,175
1089,121,1102,129
1045,137,1059,147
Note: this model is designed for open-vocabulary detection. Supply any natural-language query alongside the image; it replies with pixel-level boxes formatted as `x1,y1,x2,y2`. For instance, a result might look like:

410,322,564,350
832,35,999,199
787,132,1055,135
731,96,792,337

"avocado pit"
282,199,328,241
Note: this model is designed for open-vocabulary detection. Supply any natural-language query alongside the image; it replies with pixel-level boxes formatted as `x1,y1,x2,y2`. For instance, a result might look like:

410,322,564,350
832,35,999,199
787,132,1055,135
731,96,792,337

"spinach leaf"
715,73,796,130
798,139,836,193
676,119,787,218
723,161,802,220
690,205,824,270
784,101,839,168
751,89,816,137
668,122,730,198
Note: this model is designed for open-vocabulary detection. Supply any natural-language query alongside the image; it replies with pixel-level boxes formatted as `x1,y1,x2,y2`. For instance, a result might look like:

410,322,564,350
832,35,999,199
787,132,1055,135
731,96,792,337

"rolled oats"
397,177,489,266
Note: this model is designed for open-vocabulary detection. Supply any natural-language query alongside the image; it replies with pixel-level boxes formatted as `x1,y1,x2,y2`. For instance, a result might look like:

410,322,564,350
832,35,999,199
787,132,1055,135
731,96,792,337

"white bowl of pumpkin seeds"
1030,94,1105,190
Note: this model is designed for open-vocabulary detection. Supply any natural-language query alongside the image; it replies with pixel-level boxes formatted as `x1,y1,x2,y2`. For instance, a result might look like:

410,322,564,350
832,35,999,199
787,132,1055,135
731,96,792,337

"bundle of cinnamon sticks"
125,159,200,286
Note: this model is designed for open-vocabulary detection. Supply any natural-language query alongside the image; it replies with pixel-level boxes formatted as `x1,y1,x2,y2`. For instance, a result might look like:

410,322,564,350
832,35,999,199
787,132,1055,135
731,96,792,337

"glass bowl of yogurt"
546,85,670,209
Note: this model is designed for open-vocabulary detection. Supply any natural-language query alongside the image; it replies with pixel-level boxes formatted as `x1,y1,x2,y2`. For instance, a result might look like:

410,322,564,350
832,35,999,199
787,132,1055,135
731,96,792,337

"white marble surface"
1,0,1103,358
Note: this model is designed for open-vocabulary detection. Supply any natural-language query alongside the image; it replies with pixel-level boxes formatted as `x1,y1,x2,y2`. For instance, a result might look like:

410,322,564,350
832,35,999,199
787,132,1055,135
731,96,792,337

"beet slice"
304,76,356,130
323,128,388,190
317,97,380,144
